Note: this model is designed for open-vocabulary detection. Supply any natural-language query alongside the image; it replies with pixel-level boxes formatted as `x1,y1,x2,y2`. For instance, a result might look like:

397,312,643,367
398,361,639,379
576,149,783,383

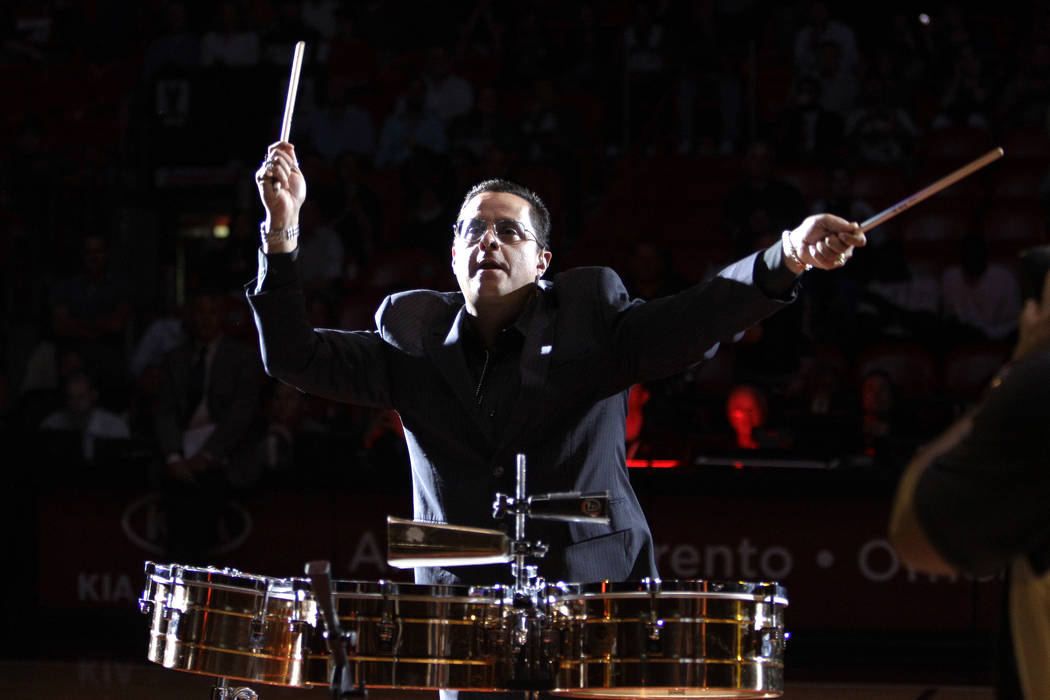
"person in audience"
941,231,1021,343
48,233,133,411
40,370,129,463
154,290,262,560
725,383,792,451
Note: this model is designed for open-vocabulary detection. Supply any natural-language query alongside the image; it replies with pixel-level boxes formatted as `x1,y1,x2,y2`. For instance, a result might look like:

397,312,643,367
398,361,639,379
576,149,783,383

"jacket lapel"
498,285,555,452
426,306,491,438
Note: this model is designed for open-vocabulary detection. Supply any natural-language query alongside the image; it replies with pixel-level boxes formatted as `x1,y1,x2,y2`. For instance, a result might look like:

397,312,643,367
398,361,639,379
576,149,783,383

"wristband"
260,221,299,245
782,229,812,272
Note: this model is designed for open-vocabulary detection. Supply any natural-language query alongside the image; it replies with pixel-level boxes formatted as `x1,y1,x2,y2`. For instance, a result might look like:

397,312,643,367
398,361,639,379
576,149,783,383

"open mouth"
475,259,506,273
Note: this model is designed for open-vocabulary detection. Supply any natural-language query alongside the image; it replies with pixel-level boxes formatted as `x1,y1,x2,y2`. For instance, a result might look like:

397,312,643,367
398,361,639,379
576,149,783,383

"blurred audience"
199,1,259,68
5,2,1048,488
941,232,1022,343
724,383,792,451
299,75,377,163
623,240,688,300
48,233,132,411
154,290,261,486
721,141,807,257
422,45,474,125
856,369,921,469
845,72,919,167
39,370,129,463
374,77,448,169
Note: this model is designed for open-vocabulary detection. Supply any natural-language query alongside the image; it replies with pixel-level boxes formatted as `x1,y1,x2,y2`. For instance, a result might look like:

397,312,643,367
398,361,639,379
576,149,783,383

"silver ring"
837,253,847,265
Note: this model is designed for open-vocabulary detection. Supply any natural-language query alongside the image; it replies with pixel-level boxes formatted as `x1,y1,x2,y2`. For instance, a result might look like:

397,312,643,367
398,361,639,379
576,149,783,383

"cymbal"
386,517,512,569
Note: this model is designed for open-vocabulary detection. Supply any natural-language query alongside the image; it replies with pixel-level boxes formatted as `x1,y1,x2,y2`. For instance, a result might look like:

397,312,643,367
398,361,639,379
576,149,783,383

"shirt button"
493,465,504,477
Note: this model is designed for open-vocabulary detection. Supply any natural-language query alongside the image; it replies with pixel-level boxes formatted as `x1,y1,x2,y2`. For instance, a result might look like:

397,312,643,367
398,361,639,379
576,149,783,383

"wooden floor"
0,659,995,700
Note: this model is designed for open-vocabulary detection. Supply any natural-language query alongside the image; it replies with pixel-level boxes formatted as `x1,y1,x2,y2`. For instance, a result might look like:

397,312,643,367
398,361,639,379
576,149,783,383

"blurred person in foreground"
890,262,1050,699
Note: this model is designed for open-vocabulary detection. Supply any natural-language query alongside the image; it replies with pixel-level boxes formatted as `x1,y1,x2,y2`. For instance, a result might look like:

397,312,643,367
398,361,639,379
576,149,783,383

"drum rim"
146,562,302,597
328,579,502,602
557,579,787,603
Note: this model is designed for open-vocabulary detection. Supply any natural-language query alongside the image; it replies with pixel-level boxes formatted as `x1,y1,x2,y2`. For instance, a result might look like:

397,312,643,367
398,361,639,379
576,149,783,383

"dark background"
2,0,1048,691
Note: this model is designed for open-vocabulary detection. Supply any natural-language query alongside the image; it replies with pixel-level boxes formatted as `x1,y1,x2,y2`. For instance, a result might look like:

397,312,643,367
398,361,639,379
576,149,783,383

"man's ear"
536,249,552,279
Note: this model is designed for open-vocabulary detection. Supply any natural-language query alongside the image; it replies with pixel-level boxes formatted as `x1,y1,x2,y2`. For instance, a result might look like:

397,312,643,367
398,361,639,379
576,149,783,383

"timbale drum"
550,579,788,698
306,579,507,691
140,562,316,687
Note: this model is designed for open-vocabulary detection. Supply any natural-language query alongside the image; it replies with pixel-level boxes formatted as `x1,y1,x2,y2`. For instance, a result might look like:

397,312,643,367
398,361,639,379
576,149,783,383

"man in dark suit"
155,290,261,559
248,141,864,587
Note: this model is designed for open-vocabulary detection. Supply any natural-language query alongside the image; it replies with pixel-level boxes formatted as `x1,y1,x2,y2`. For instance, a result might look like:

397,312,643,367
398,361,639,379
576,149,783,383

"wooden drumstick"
279,41,305,142
860,147,1004,232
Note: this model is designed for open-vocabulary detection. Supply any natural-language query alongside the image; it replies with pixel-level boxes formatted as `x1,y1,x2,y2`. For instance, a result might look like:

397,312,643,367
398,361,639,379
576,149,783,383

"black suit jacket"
155,336,261,461
248,247,796,585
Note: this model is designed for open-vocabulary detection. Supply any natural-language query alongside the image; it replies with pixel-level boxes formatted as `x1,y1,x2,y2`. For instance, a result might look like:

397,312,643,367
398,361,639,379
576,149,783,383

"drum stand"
305,559,365,699
209,677,258,700
490,454,610,695
382,453,610,696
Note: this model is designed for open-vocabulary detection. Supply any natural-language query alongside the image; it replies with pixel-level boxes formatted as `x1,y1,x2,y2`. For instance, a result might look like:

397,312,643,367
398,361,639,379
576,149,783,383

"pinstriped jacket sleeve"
579,245,798,395
246,249,394,408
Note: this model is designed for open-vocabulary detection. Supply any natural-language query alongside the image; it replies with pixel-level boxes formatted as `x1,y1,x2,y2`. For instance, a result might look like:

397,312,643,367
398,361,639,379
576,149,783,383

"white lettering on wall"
656,539,794,580
349,531,384,572
858,539,899,582
77,573,136,602
760,546,793,580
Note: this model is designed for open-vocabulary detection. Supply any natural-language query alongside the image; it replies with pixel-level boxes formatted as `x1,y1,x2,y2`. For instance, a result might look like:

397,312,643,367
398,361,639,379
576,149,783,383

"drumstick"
860,147,1004,232
279,41,305,142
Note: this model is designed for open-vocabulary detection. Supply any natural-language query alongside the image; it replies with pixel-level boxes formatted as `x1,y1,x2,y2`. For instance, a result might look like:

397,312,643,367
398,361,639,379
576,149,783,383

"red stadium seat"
856,341,938,398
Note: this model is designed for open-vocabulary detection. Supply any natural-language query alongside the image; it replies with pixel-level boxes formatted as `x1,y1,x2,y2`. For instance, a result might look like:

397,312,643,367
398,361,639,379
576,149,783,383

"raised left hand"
784,214,867,273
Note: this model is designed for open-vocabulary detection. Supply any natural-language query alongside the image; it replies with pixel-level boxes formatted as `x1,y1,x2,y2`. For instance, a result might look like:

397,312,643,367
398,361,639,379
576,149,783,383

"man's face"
66,376,96,415
727,388,765,433
451,192,551,310
188,295,223,342
83,236,108,277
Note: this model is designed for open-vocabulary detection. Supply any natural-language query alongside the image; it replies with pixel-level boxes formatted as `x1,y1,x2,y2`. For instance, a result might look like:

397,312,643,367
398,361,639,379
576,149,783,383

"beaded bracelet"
260,221,299,245
781,229,812,272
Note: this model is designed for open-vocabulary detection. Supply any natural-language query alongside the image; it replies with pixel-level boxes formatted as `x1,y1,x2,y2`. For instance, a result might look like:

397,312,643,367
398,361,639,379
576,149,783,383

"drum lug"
645,616,664,641
167,609,181,637
377,613,396,651
138,598,154,616
248,618,265,652
210,677,259,700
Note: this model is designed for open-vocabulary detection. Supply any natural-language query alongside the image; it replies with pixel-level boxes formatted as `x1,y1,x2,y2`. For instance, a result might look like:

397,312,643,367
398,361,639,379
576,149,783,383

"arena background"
2,1,1047,697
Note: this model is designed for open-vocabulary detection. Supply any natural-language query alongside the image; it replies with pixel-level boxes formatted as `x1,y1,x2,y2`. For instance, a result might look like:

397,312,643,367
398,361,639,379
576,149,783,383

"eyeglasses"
453,218,539,246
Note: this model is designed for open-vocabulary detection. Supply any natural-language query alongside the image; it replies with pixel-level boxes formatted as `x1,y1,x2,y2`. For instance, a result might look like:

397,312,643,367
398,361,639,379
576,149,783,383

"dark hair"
457,178,552,249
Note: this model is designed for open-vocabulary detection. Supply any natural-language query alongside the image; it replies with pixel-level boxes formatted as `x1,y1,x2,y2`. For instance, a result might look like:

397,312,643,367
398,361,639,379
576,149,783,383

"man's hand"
255,141,306,253
165,452,215,485
783,214,867,274
1012,270,1050,363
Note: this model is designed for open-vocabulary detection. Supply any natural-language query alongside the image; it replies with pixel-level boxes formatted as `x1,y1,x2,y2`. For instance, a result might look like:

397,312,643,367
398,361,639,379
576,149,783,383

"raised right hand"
255,141,306,251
